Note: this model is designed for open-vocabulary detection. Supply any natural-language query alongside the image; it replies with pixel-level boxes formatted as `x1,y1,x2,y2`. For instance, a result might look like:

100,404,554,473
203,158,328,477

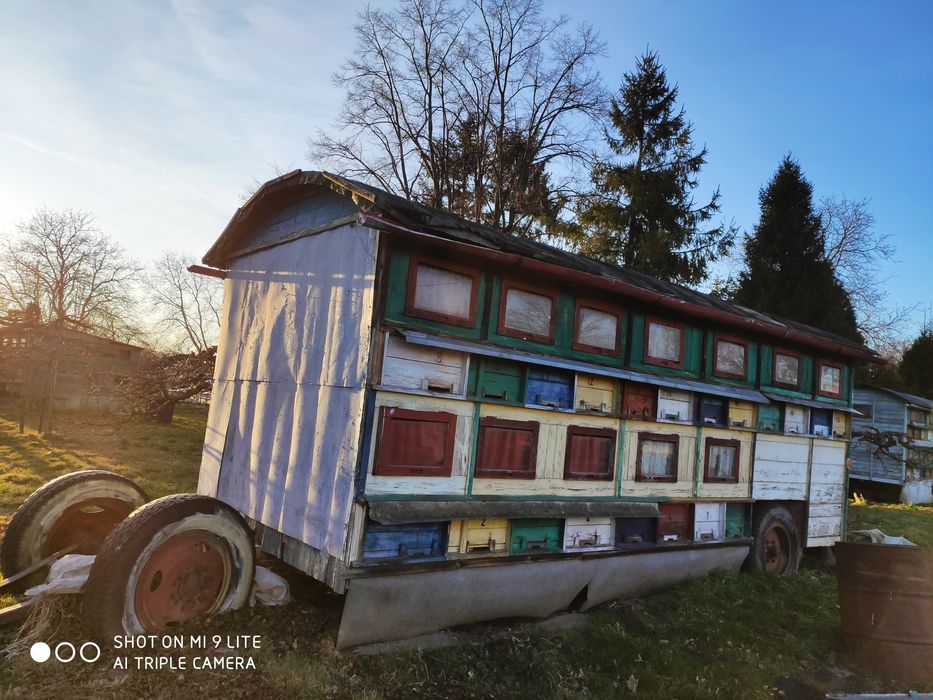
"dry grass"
0,402,205,548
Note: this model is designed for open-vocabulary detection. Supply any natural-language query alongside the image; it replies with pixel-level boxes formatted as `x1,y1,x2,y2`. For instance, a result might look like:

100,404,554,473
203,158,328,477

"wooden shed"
0,325,142,411
850,386,933,504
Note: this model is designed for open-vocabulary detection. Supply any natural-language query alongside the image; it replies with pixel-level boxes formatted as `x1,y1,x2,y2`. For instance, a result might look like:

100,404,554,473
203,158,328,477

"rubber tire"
84,494,255,640
747,505,801,575
1,470,149,590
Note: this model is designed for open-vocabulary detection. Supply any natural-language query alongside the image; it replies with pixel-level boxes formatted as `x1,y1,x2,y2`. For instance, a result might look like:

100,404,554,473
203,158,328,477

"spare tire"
747,504,801,575
84,494,255,640
1,470,148,589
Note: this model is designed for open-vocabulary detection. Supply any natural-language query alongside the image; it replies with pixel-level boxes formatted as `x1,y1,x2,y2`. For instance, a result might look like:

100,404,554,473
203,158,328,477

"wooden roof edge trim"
359,213,881,363
188,264,227,279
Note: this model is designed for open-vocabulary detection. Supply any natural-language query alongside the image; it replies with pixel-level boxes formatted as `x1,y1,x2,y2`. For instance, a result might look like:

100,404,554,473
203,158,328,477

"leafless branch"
309,0,606,237
0,208,142,342
144,252,222,353
818,195,912,348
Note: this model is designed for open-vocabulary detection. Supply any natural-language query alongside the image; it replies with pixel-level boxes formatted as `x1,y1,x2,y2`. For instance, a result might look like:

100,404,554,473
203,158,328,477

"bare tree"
116,347,216,423
819,195,913,348
0,208,141,342
145,252,222,353
310,0,605,237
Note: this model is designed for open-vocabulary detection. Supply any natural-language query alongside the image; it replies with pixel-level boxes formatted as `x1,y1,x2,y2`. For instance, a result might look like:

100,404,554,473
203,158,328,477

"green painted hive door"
509,518,563,553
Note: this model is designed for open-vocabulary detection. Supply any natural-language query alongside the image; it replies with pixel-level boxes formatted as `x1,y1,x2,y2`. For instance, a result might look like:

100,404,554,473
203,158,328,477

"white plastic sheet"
848,529,917,546
24,554,96,596
24,555,291,609
253,566,290,606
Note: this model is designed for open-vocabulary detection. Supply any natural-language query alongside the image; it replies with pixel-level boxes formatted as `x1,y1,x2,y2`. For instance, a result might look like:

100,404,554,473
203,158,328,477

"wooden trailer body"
195,171,877,647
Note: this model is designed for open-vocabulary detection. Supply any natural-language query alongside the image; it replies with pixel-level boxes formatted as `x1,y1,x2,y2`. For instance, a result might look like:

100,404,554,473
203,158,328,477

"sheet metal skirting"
368,499,661,524
337,542,750,648
399,330,770,404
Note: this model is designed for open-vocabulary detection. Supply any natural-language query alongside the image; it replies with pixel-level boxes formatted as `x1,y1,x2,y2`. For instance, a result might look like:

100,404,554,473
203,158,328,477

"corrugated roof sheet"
203,169,877,361
875,387,933,410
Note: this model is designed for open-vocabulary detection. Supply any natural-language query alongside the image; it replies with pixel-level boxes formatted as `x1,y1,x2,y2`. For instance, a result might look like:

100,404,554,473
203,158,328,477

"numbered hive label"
657,389,693,422
693,503,725,542
450,518,510,554
575,374,617,413
381,333,467,395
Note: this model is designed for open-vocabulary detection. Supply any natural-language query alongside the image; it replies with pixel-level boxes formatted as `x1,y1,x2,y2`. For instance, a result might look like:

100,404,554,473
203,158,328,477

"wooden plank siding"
380,332,468,396
364,391,475,496
364,248,857,551
751,435,811,501
806,440,847,546
850,387,908,483
471,406,619,497
696,428,754,500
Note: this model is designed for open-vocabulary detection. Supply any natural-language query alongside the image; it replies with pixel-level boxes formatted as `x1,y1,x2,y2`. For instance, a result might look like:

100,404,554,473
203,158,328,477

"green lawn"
848,499,933,547
0,406,930,698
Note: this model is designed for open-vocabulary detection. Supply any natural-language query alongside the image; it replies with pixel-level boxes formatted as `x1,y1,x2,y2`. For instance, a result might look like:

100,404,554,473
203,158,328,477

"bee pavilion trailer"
0,170,880,648
192,170,877,647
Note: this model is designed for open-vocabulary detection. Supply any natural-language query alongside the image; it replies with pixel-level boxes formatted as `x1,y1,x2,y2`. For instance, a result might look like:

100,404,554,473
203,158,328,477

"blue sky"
1,1,931,335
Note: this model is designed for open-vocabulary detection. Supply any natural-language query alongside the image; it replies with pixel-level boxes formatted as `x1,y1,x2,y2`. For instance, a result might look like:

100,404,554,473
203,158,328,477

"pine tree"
899,330,933,397
734,156,860,341
572,51,733,284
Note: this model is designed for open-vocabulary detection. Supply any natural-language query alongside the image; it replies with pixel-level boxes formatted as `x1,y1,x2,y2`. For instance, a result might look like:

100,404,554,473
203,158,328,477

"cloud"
0,0,357,261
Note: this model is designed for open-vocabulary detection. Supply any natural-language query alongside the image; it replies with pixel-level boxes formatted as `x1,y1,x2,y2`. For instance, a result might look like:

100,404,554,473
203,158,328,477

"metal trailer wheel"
84,494,255,639
748,505,801,575
1,470,149,591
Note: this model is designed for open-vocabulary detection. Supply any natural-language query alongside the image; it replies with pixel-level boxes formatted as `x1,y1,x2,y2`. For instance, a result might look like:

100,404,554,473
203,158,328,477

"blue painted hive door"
524,368,573,408
362,522,447,562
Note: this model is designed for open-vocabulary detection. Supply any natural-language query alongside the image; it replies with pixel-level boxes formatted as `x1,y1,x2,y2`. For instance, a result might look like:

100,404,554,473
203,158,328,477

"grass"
0,402,204,538
847,498,933,546
0,404,930,698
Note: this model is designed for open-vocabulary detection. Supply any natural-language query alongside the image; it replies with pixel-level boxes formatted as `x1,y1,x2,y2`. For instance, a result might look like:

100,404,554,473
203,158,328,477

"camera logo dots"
29,642,51,663
29,641,100,664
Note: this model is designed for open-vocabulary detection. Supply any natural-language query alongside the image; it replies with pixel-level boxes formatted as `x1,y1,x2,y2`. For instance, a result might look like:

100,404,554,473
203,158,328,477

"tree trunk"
154,401,176,424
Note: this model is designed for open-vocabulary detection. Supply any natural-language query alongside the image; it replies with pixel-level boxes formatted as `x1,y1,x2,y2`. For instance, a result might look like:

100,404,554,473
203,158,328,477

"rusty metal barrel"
834,542,933,687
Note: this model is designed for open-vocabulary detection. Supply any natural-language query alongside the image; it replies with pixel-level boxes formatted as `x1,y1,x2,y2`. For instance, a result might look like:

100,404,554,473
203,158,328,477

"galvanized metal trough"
834,541,933,687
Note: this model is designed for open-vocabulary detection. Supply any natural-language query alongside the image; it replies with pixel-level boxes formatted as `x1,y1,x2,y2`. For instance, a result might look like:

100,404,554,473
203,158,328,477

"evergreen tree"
899,330,933,397
734,156,860,341
572,51,733,284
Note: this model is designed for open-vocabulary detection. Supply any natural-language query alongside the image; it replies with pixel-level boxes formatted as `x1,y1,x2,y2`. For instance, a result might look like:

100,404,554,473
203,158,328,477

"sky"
1,1,931,336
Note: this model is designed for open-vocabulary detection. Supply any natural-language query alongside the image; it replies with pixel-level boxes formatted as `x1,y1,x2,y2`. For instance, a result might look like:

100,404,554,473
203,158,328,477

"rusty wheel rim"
763,522,791,573
134,530,231,630
44,498,136,557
